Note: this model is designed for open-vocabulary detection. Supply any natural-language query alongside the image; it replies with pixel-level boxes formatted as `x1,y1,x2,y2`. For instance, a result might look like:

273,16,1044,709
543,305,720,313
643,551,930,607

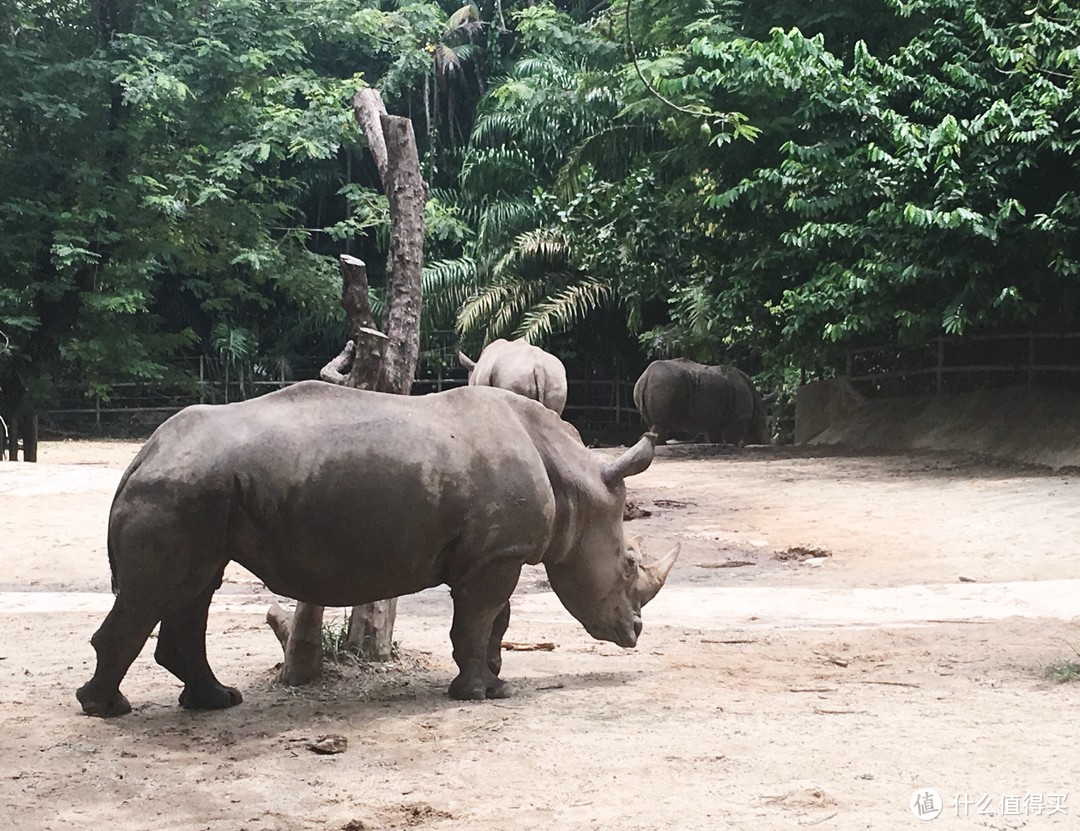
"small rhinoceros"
77,382,678,718
458,338,569,416
634,358,770,445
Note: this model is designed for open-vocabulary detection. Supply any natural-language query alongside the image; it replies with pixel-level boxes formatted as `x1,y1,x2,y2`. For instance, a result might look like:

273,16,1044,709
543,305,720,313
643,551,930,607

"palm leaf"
423,256,480,326
553,123,658,203
515,278,614,343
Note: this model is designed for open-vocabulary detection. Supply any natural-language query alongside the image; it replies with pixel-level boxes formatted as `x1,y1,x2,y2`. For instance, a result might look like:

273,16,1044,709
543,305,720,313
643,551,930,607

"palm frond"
423,256,481,326
498,228,571,279
469,111,524,149
475,198,543,251
553,124,657,203
456,279,523,338
485,278,549,341
459,147,539,197
514,278,614,343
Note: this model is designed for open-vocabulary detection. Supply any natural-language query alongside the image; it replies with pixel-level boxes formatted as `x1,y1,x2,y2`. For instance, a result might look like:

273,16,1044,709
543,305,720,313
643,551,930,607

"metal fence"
844,332,1080,397
44,354,644,440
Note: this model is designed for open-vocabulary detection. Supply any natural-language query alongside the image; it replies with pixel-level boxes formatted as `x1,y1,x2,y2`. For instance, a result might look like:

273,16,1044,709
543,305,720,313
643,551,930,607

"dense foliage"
3,0,1080,419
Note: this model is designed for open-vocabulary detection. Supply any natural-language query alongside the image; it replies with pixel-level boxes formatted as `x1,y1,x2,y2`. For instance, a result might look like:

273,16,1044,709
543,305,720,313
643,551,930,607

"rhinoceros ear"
458,351,476,371
601,433,657,488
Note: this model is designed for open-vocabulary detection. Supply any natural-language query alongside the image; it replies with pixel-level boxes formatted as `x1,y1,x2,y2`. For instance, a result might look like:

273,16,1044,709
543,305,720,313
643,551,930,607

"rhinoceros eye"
622,552,638,578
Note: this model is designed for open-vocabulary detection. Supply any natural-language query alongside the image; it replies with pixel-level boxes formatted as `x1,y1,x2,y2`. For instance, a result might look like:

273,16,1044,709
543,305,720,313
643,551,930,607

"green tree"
0,0,367,438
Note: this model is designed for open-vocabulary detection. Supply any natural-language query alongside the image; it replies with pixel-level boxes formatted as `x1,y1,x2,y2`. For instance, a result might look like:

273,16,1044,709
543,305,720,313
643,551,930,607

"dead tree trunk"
343,102,424,661
268,89,425,682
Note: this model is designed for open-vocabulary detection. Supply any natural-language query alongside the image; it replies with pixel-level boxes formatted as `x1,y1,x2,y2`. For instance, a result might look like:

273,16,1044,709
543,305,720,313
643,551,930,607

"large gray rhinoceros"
77,381,678,717
633,358,770,445
458,338,568,416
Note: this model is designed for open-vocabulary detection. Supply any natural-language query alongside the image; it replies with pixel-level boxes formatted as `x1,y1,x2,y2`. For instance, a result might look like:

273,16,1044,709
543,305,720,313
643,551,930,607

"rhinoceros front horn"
458,351,476,371
636,544,680,606
601,433,657,487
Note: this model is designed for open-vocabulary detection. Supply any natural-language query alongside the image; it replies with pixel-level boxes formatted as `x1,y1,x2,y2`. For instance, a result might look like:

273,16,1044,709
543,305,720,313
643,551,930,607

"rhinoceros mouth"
587,615,641,648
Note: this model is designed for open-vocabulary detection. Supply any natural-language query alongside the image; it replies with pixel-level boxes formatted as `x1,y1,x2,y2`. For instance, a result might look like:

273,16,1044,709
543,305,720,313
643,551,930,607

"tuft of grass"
321,614,355,663
1045,639,1080,683
321,614,402,663
1045,660,1080,684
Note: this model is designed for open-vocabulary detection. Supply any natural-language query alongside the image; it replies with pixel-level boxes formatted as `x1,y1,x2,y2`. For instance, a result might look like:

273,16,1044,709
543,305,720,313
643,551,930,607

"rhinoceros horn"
601,433,657,487
458,351,476,371
636,544,680,606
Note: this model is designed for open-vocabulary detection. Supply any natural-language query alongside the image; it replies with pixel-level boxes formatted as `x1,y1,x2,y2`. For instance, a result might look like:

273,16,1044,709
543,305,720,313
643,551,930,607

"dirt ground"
2,439,1079,830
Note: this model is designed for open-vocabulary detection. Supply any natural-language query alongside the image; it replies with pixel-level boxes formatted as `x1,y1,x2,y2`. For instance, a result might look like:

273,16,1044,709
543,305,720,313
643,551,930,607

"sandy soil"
1,439,1079,830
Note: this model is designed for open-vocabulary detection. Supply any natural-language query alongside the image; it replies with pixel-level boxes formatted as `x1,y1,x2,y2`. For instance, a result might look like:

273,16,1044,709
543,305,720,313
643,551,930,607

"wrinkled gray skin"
633,358,770,445
459,339,568,416
77,382,678,717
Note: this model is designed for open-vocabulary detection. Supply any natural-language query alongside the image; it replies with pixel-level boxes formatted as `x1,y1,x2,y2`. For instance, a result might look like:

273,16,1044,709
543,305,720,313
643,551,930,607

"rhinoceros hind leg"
179,682,243,710
76,685,132,718
77,598,160,717
155,566,242,711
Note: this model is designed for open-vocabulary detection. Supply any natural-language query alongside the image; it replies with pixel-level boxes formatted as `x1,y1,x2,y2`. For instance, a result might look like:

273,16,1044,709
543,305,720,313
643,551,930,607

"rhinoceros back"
106,382,564,607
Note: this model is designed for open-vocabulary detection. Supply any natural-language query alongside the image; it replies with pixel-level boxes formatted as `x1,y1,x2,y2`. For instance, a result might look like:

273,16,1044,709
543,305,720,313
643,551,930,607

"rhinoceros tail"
632,371,653,432
532,364,547,406
105,447,151,595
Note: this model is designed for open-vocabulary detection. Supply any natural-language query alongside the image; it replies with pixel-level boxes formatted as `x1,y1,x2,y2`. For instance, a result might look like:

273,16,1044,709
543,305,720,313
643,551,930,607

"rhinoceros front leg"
487,601,511,676
448,559,522,700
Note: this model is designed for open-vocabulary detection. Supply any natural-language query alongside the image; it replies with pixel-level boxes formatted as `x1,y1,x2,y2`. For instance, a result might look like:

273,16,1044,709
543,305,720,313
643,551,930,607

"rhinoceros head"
544,433,680,648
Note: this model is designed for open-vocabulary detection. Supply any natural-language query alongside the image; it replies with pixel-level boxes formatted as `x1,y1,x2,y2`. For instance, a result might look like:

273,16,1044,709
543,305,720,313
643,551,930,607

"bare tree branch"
319,340,355,385
352,89,389,187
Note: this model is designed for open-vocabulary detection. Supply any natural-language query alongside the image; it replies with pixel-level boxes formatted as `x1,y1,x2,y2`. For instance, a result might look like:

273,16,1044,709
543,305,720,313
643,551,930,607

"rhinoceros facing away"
634,358,770,445
77,382,678,717
458,338,569,416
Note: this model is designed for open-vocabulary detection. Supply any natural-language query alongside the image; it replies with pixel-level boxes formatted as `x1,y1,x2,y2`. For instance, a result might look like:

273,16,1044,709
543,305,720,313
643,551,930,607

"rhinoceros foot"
178,682,243,710
448,673,512,701
77,683,132,718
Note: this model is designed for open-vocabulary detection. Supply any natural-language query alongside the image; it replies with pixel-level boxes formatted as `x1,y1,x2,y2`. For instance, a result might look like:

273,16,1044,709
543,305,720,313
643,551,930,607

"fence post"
95,394,101,430
199,355,206,404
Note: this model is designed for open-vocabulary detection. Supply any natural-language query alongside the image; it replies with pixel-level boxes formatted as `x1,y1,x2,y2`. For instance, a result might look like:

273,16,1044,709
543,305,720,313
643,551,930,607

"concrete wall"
794,378,866,444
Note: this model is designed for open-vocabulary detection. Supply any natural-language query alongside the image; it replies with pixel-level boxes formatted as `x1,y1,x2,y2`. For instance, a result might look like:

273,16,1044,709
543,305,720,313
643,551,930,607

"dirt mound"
809,385,1080,469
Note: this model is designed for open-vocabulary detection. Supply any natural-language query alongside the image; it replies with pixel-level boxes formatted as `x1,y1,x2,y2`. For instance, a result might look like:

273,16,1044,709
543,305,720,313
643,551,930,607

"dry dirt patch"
1,440,1079,830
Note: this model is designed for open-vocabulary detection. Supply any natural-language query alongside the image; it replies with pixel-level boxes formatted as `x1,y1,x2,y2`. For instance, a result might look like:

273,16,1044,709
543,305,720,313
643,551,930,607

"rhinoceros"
458,338,569,416
77,381,678,717
633,358,770,445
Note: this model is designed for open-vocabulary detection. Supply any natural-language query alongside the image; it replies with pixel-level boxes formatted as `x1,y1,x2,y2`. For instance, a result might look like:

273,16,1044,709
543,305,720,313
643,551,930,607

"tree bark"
346,597,398,660
270,97,426,678
377,113,425,395
352,89,388,188
278,601,324,686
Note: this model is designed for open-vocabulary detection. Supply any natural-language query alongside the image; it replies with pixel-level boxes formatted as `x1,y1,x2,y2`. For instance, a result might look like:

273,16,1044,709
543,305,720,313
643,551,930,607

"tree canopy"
3,0,1080,420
